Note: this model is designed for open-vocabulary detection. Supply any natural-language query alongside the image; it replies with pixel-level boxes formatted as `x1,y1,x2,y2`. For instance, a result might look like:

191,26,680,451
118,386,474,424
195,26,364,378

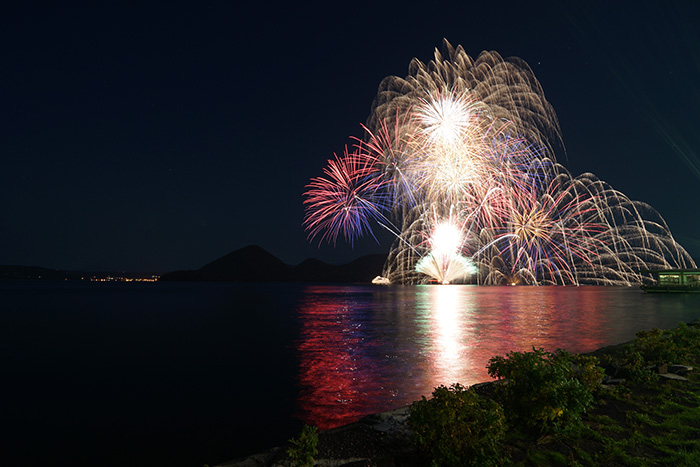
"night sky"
2,1,699,273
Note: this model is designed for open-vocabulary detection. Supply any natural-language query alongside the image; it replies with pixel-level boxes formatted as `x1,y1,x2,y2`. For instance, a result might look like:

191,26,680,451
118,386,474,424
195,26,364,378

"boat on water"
641,269,700,293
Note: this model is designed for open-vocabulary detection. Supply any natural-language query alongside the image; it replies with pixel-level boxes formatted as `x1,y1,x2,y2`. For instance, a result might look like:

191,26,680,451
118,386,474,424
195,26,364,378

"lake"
2,281,699,466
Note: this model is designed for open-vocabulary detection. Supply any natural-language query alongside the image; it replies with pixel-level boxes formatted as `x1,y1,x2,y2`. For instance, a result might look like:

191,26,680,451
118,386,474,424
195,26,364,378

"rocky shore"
215,319,700,467
215,404,415,467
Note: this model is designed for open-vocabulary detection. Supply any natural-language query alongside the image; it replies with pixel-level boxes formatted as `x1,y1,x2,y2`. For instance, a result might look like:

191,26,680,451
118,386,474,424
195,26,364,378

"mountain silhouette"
198,245,291,281
160,245,387,283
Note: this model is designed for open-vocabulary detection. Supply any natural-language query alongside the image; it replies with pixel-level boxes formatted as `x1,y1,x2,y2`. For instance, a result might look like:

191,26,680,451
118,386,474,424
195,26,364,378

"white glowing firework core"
419,94,473,147
431,221,462,257
415,221,477,284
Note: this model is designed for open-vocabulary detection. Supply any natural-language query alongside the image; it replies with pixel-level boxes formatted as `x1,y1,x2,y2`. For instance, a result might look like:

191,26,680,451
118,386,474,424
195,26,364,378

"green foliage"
663,321,700,362
631,327,677,364
526,449,569,466
567,352,605,393
627,322,700,365
607,349,659,383
486,348,599,434
408,383,507,466
611,322,700,382
286,424,318,467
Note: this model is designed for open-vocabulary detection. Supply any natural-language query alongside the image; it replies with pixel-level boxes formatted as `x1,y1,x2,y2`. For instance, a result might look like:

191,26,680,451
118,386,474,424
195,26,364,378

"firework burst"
303,147,388,246
414,215,478,284
303,40,695,285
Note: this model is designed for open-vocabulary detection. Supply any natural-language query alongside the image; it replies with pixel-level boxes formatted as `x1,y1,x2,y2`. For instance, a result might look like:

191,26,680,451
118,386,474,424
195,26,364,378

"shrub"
631,327,677,365
408,383,506,466
612,322,700,383
661,321,700,363
286,424,318,467
607,349,659,383
567,351,605,393
486,348,599,434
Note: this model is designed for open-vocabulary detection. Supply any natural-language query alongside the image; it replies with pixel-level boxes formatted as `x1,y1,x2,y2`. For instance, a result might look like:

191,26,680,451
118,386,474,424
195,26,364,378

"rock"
360,406,410,433
215,447,281,466
603,378,626,385
669,364,693,375
659,373,689,381
328,459,372,467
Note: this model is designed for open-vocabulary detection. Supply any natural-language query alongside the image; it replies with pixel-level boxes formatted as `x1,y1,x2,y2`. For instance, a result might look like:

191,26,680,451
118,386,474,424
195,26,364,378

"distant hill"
198,245,291,281
160,245,387,283
0,246,388,283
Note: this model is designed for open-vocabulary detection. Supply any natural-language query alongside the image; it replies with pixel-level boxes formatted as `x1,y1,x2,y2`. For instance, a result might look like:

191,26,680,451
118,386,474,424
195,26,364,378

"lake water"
2,281,700,466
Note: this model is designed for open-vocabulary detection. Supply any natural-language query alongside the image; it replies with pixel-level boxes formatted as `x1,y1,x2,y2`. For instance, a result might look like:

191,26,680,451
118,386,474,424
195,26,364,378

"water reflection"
421,285,474,386
294,287,387,429
294,285,700,429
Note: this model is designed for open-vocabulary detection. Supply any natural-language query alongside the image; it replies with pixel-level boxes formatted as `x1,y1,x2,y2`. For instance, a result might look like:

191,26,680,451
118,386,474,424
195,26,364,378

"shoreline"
215,318,700,467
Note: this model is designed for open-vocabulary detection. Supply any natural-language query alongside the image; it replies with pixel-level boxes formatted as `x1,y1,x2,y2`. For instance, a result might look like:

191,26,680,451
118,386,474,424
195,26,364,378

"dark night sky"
2,1,699,272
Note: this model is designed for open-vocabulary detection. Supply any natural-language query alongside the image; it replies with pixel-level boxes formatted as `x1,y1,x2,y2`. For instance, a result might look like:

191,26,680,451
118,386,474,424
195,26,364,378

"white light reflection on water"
425,285,473,386
294,285,700,429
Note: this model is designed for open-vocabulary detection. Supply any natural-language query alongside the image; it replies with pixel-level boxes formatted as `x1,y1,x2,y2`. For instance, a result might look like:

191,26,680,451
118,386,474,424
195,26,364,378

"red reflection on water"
472,286,609,355
295,285,611,430
294,287,389,429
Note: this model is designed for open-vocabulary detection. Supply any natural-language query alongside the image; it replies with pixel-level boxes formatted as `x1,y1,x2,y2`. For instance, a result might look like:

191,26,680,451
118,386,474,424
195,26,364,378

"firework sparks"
303,40,695,285
303,147,387,246
415,219,477,284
